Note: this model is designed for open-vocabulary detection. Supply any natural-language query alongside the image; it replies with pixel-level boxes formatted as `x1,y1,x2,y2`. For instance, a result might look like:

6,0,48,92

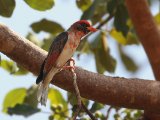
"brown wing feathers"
36,32,68,84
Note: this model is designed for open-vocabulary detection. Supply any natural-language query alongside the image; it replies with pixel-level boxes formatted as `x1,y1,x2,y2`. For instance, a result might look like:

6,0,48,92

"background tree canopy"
0,0,159,120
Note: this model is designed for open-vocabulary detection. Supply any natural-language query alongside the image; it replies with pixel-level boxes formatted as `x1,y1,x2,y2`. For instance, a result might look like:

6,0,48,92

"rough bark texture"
125,0,160,119
125,0,160,81
0,23,47,74
1,23,160,113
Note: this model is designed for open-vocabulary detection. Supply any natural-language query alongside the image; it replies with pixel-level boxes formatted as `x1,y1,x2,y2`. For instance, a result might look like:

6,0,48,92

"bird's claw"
62,58,75,71
68,58,75,66
63,65,75,71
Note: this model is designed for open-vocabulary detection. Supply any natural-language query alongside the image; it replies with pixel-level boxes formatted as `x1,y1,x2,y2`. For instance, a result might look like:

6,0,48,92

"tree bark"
0,23,47,74
1,23,160,113
125,0,160,119
125,0,160,81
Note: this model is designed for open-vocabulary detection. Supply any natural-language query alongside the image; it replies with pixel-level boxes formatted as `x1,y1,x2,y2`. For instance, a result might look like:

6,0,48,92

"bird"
36,20,97,106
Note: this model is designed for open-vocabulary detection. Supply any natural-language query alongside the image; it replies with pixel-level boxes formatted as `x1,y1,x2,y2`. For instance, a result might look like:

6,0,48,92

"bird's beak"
87,26,97,32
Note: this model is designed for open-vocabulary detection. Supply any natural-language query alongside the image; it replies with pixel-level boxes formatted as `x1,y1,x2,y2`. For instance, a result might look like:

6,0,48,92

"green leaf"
81,0,98,20
0,0,15,17
42,36,54,51
67,92,89,107
154,13,160,25
26,32,43,47
91,0,107,24
24,0,54,11
119,45,138,72
114,4,129,36
114,113,121,119
91,32,116,73
14,65,29,75
49,115,54,120
107,0,117,15
90,102,104,112
110,29,139,45
94,110,103,118
48,88,68,110
24,86,38,107
134,110,143,118
0,60,17,74
154,13,160,31
3,88,27,112
76,0,92,11
81,0,107,24
31,19,64,35
0,60,28,75
8,104,40,117
52,114,66,120
94,50,107,74
110,29,126,45
67,92,76,105
126,32,139,45
127,19,133,29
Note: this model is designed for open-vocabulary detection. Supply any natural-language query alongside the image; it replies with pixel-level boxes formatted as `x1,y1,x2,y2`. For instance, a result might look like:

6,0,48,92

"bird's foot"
67,57,75,66
63,58,75,71
63,65,75,71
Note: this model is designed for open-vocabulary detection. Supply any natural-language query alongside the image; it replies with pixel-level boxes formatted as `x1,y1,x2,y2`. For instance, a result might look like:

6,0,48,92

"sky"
0,0,159,120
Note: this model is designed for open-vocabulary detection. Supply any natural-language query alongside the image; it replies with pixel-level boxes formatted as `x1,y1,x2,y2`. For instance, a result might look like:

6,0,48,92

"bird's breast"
55,33,81,68
64,33,81,50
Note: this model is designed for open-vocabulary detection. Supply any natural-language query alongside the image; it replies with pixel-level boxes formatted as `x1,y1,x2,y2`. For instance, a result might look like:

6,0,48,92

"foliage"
0,0,15,17
1,0,157,119
3,88,27,112
76,0,92,12
0,60,28,75
24,0,54,11
31,19,64,35
8,104,40,117
91,31,117,73
118,45,138,72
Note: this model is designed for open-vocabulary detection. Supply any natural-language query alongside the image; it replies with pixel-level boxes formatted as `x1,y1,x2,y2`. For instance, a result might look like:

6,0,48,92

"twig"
105,106,113,120
68,59,97,120
69,60,82,120
81,102,97,120
72,72,81,120
96,14,114,29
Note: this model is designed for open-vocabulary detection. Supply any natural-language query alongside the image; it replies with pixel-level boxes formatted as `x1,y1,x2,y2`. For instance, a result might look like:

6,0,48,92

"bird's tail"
37,82,49,106
37,68,59,106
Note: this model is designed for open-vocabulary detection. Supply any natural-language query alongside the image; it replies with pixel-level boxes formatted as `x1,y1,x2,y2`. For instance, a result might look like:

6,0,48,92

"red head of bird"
68,20,97,39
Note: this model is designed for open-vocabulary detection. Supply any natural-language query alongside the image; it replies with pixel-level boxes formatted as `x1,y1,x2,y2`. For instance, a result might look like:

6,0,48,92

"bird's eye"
76,24,83,31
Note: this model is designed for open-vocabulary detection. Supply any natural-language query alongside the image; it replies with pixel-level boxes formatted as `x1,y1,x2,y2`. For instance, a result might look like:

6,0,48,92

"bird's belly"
56,48,74,67
55,37,80,68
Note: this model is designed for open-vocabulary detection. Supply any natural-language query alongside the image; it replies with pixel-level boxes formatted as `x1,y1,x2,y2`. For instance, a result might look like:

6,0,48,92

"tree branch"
1,23,160,114
125,0,160,119
125,0,160,81
96,14,114,29
0,23,47,74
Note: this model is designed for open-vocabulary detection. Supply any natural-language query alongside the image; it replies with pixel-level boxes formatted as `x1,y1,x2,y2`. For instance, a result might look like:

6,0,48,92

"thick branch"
125,0,160,80
1,23,160,113
125,0,160,119
0,23,47,74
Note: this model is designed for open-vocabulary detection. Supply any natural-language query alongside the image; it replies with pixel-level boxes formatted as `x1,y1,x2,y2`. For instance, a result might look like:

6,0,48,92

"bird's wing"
44,32,68,73
36,32,68,84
